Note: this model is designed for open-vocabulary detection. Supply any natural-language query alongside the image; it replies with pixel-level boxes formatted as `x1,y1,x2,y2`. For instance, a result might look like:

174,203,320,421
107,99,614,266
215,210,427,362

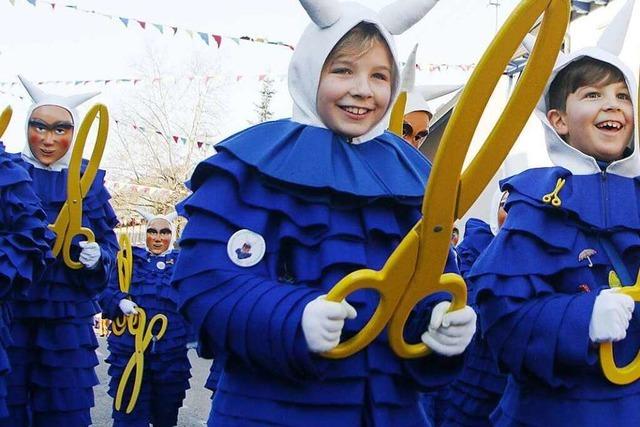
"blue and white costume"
172,1,473,426
100,244,191,427
470,4,640,424
0,143,50,419
1,79,118,427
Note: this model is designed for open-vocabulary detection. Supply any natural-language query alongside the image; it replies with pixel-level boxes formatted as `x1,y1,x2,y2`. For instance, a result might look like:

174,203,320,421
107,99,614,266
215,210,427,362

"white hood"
288,0,438,144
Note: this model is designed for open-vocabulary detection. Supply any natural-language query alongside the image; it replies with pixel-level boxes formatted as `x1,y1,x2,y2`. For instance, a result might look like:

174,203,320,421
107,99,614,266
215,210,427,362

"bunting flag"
113,119,215,149
7,0,297,51
105,180,176,198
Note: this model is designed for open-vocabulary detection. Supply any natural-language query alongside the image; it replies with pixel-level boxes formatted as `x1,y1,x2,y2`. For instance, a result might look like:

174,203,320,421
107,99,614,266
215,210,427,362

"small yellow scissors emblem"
0,106,12,139
323,0,570,359
48,104,109,269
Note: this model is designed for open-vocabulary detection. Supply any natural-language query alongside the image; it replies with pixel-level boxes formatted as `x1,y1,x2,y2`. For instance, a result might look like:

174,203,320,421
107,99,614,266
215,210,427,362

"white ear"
135,208,155,222
597,0,635,56
298,0,342,28
379,0,438,35
18,75,47,103
164,211,179,222
400,44,418,92
65,92,100,108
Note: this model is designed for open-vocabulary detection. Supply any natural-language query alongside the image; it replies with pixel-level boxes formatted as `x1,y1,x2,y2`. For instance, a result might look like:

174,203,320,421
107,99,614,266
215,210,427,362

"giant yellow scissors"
111,234,169,413
0,106,12,139
324,0,570,359
48,104,109,269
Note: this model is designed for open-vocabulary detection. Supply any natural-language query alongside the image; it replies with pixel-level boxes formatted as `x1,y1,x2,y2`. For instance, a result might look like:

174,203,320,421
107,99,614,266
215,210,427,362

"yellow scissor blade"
388,91,408,136
0,106,12,139
456,0,570,216
387,0,570,359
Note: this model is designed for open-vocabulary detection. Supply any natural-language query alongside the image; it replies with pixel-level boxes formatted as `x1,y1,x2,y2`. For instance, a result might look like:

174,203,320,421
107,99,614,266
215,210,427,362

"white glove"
589,288,634,343
78,241,101,269
119,298,138,316
421,301,477,357
302,295,357,353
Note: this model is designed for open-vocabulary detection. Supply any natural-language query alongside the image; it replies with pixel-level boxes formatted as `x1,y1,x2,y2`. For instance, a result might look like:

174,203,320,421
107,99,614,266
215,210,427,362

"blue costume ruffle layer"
470,167,640,426
1,153,118,426
0,145,51,419
100,248,191,425
173,121,462,427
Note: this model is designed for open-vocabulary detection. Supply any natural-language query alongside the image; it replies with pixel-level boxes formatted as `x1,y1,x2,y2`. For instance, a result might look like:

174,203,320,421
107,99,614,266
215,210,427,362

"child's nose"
350,74,373,98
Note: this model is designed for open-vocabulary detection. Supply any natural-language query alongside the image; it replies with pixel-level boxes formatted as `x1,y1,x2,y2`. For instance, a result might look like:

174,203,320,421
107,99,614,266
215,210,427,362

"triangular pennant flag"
230,37,240,45
180,137,187,144
197,141,203,148
258,74,266,81
137,20,146,29
119,17,129,27
186,29,194,39
171,26,178,35
9,0,15,6
65,4,77,9
50,3,55,10
172,136,179,143
212,34,222,48
139,126,145,132
236,75,243,82
26,0,36,6
133,79,141,85
198,32,209,45
153,23,164,34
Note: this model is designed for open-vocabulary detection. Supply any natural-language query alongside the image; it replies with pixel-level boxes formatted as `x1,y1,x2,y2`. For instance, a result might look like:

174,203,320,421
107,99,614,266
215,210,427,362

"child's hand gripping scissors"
0,106,12,139
600,270,640,385
48,104,109,269
111,234,169,413
323,0,571,359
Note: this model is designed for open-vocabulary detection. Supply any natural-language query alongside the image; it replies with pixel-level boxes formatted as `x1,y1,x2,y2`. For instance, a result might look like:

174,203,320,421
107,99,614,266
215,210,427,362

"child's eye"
372,73,389,81
585,92,600,99
35,126,47,133
331,67,351,75
54,128,67,135
617,93,631,101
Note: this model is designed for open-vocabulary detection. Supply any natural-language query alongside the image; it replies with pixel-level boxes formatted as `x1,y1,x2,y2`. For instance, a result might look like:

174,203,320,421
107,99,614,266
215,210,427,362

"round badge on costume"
156,261,166,270
227,229,266,267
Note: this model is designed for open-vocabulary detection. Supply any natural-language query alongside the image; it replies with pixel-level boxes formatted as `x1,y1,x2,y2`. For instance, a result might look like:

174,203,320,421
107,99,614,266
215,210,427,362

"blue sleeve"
476,274,597,387
98,263,128,320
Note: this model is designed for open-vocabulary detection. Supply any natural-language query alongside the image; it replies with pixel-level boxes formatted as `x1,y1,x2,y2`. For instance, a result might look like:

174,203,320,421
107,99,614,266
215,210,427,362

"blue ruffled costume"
100,247,191,427
470,167,640,426
0,145,51,420
173,119,463,427
440,218,507,426
1,154,118,427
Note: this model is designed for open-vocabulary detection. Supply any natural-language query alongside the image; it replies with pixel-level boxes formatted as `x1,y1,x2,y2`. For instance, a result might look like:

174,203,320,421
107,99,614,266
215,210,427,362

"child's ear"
547,109,569,136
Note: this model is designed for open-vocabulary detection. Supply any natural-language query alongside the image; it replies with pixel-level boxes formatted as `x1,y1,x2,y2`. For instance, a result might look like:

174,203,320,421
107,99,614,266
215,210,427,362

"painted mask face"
146,218,172,255
402,110,431,148
27,105,74,166
548,80,634,162
316,39,393,139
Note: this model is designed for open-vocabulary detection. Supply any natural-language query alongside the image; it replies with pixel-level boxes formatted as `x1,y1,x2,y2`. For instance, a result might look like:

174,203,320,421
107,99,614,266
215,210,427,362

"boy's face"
403,110,431,148
27,105,74,166
547,80,633,162
316,39,393,138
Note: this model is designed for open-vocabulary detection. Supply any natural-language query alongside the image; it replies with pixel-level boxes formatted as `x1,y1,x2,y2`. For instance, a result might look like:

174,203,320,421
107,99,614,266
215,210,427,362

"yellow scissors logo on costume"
0,106,12,140
48,104,109,270
323,0,571,359
112,234,169,414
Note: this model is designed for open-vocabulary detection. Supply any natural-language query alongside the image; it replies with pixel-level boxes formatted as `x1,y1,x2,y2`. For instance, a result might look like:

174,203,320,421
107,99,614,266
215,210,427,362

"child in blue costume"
172,0,477,426
1,77,119,427
442,191,509,426
100,212,191,427
469,1,640,424
0,141,51,419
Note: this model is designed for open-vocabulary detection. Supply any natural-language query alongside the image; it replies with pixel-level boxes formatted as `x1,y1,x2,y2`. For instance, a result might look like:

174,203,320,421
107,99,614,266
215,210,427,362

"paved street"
91,336,212,426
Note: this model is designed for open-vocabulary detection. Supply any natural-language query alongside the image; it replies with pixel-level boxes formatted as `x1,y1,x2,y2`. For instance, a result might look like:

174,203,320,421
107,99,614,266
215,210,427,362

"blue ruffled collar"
194,119,431,199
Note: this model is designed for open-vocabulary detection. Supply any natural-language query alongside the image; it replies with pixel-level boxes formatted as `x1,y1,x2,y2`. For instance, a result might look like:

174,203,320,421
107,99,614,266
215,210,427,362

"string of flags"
7,0,296,51
106,180,175,198
113,119,215,150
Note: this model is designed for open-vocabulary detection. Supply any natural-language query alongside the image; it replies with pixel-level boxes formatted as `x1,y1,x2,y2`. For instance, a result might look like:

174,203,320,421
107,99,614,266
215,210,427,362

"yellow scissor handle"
114,307,169,414
388,91,408,137
0,106,12,139
49,103,109,269
323,227,420,359
117,234,133,294
387,0,570,359
542,178,566,207
600,270,640,385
